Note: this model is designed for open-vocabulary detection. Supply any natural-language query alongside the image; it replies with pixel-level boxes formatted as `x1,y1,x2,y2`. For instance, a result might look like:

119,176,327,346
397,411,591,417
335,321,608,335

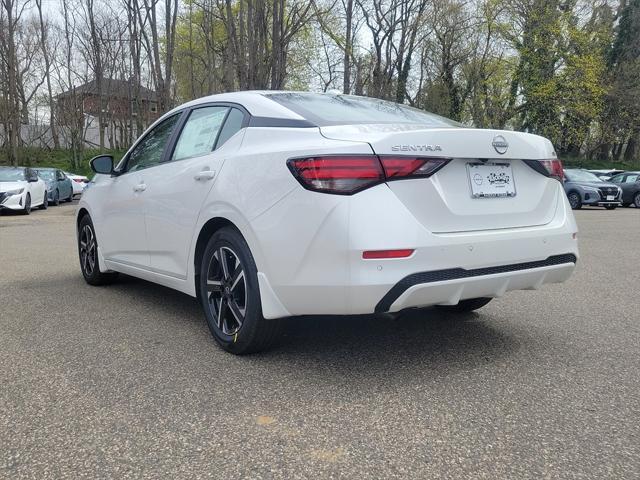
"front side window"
609,175,623,183
172,106,228,161
125,113,182,173
36,170,55,181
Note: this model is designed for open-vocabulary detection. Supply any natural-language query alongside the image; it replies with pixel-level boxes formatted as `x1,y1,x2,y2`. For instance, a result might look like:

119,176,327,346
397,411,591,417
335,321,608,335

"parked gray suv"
563,169,622,210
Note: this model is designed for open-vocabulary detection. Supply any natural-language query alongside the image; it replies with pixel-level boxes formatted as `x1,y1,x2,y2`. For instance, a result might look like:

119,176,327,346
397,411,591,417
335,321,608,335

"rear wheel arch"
77,208,90,230
194,217,240,283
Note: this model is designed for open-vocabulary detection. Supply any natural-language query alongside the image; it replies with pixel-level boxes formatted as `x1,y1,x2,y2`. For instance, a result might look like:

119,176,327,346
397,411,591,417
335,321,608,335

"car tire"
39,193,48,210
622,203,631,208
634,192,640,208
436,297,493,312
604,205,617,210
78,215,118,286
52,189,60,206
21,193,31,215
567,192,582,210
198,226,282,354
65,191,73,202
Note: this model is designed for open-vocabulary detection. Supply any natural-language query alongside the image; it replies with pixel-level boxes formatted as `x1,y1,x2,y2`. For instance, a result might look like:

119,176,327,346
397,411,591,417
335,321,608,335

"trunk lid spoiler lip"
320,124,557,161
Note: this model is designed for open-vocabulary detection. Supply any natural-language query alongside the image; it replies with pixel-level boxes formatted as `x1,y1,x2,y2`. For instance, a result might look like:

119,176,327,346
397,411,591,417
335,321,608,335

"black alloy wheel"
199,227,282,354
22,193,31,215
206,246,248,336
77,215,118,285
568,192,581,210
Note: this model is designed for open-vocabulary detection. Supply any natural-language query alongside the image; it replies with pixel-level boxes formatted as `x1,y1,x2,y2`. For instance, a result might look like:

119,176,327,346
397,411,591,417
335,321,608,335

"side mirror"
90,155,114,175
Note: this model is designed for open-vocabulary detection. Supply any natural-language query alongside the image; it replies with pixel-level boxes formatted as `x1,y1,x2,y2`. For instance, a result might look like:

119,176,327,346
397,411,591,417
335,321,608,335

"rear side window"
215,108,245,148
172,106,228,161
266,92,460,127
625,174,639,183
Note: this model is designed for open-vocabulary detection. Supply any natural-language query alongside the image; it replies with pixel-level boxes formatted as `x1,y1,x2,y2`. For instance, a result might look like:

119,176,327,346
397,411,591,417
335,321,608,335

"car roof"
164,90,306,120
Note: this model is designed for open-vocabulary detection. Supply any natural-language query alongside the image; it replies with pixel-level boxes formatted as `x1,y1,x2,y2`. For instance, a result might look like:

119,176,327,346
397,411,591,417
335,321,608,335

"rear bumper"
377,254,576,313
256,182,579,318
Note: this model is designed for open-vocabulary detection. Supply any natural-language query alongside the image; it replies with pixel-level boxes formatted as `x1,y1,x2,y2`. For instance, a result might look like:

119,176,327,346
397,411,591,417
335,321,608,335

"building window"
150,103,158,113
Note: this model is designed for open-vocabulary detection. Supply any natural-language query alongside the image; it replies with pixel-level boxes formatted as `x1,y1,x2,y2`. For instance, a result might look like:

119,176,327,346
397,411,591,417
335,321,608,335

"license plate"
606,195,615,201
467,163,516,198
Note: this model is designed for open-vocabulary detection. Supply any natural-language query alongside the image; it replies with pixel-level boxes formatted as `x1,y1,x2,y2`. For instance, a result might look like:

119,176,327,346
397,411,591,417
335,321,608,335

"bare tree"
0,0,29,165
35,0,59,148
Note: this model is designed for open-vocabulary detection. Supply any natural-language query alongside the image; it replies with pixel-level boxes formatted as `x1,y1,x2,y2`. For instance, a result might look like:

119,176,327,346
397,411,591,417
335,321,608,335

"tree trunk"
343,0,353,94
35,0,59,149
3,0,21,165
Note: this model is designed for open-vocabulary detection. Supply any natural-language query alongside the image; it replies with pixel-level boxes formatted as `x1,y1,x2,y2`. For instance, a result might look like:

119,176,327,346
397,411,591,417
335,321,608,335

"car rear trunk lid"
321,124,560,233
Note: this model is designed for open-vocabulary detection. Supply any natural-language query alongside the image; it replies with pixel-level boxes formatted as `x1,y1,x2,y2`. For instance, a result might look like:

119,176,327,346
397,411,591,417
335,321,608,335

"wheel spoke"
228,299,245,326
217,297,228,330
230,265,244,291
207,279,222,292
219,248,230,280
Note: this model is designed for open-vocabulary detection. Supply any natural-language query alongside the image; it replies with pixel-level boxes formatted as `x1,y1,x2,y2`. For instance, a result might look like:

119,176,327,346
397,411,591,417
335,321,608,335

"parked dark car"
609,171,640,208
563,169,622,210
588,169,626,181
34,168,73,205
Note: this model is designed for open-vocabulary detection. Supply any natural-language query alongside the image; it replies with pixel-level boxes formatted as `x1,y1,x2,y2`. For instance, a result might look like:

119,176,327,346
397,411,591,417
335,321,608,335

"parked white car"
0,166,48,214
77,91,579,354
64,171,90,196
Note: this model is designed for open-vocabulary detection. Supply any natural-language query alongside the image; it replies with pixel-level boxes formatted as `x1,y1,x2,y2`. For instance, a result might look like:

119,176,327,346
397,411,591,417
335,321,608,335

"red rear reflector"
362,249,414,259
539,158,564,181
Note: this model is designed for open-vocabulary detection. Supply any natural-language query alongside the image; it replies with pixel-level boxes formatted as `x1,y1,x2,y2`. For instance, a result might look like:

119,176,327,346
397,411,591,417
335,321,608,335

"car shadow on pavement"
81,274,523,379
267,310,521,373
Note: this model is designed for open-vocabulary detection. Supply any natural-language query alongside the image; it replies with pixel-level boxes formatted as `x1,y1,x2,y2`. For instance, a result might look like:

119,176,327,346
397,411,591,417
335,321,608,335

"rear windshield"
266,93,460,127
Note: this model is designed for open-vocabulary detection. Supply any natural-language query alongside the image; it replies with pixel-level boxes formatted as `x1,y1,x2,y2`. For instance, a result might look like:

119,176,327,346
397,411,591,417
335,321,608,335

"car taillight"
73,178,83,183
287,155,450,194
380,157,449,179
287,156,383,194
539,159,564,181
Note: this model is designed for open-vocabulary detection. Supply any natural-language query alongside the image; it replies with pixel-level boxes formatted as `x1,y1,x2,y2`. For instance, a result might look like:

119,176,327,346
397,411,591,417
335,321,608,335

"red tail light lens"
381,157,449,179
287,156,384,194
288,155,449,194
539,159,564,182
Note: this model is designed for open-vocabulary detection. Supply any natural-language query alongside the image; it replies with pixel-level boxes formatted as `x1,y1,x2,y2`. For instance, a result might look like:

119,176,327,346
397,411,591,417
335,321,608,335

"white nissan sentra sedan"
77,91,578,354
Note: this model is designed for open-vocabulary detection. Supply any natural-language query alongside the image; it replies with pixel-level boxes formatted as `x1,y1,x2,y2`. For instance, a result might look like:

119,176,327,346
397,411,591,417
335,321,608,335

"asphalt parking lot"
1,203,639,479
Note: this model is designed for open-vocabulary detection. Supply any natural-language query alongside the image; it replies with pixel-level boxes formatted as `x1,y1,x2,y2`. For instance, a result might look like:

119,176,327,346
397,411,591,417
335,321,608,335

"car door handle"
194,170,216,181
133,183,147,192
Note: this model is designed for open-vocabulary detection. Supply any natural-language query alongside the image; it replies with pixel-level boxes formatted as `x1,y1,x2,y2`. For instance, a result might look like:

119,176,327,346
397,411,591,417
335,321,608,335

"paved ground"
1,202,639,479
